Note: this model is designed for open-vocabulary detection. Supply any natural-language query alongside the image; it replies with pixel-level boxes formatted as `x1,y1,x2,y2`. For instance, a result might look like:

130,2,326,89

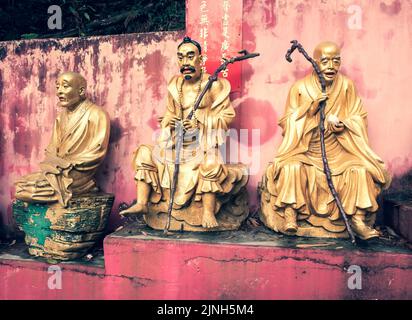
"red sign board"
186,0,243,92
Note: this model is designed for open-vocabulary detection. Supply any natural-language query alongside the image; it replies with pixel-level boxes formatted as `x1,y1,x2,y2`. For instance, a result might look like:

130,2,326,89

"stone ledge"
103,225,412,299
1,226,411,299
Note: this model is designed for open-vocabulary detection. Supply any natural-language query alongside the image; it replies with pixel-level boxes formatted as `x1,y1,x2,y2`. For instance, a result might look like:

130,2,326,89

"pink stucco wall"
1,0,411,232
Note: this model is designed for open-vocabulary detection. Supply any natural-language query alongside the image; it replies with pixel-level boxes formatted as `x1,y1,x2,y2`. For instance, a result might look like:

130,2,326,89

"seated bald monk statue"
120,37,249,231
15,72,110,207
260,41,391,240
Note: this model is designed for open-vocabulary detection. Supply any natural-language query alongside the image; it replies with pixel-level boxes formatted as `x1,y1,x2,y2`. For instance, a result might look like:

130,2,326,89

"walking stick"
285,40,356,244
164,50,260,234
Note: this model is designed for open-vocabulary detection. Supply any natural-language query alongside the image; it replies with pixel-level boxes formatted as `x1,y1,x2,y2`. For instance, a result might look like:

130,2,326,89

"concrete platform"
1,223,411,299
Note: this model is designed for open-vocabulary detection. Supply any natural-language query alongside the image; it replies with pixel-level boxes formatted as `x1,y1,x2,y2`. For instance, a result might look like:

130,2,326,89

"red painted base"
1,229,411,300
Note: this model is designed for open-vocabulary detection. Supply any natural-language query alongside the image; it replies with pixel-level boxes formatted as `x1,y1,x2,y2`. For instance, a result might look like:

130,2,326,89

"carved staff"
285,40,356,244
164,50,260,233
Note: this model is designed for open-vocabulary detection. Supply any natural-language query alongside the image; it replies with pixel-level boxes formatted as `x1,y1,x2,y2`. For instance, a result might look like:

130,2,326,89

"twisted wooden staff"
285,40,356,244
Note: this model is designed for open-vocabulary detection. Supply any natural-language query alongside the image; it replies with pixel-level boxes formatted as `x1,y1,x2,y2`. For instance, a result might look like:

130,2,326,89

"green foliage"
20,33,40,39
0,0,185,41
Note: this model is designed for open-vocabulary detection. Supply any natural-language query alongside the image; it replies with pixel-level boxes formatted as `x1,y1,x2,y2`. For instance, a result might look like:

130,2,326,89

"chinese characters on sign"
187,0,243,92
221,0,230,78
199,0,209,74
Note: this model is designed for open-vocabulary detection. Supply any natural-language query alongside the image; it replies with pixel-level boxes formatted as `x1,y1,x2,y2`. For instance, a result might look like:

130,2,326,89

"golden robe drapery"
15,100,110,207
265,72,391,233
133,75,248,209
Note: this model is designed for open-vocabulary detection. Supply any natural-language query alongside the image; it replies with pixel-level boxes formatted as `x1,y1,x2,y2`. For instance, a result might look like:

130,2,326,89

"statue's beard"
180,66,196,80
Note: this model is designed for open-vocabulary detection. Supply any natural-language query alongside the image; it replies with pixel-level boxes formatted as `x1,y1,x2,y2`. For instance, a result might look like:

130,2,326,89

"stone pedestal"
259,178,349,239
145,187,249,232
13,193,114,260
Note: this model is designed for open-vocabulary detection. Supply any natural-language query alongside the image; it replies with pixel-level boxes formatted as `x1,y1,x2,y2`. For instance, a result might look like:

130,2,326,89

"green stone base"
13,193,114,261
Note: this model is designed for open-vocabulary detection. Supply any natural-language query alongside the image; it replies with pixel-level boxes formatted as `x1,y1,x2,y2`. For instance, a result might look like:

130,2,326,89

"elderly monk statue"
120,37,248,231
260,41,391,240
14,72,110,207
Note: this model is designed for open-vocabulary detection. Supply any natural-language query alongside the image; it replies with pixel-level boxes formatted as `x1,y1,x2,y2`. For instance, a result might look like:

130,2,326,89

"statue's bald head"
57,72,87,90
56,72,87,109
313,41,341,85
313,41,341,60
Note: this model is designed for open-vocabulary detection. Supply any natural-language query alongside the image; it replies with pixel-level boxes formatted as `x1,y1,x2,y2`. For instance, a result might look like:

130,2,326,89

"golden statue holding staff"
260,41,391,240
120,37,252,232
14,72,110,206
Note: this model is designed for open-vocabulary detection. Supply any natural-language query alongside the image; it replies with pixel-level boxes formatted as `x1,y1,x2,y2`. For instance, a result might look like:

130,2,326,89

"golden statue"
260,41,391,240
15,72,110,206
13,72,113,260
120,37,249,231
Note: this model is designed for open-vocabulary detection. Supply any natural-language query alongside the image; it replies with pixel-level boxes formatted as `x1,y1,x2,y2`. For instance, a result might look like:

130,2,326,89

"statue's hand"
328,121,345,133
183,119,198,131
166,116,182,128
309,93,328,116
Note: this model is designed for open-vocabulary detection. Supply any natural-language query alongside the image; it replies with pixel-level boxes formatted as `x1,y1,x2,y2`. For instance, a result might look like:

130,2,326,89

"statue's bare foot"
120,203,148,217
202,210,219,229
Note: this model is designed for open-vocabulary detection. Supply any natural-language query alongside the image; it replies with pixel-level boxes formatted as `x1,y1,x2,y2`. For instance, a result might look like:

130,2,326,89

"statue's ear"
79,86,86,98
199,55,203,63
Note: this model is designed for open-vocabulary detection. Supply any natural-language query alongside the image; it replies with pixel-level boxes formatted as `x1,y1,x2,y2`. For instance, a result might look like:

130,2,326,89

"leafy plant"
0,0,185,41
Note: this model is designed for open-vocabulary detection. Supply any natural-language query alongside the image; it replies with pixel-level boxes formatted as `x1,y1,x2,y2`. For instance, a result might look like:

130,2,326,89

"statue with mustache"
120,37,249,231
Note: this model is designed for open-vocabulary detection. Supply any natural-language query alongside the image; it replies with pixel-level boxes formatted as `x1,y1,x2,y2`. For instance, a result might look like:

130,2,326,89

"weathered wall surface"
1,0,411,232
0,31,184,230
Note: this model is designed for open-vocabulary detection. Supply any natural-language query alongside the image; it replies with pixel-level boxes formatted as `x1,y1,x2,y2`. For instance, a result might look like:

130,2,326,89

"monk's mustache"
180,66,196,74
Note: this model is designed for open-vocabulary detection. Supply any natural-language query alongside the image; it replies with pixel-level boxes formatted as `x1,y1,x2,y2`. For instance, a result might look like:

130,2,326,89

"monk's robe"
266,72,391,233
15,99,110,207
134,75,247,210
